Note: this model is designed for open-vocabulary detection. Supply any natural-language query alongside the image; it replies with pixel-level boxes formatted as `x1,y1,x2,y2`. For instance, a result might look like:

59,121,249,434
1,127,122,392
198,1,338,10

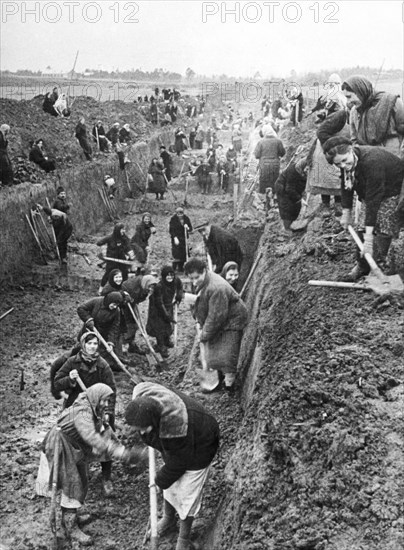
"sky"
1,0,403,78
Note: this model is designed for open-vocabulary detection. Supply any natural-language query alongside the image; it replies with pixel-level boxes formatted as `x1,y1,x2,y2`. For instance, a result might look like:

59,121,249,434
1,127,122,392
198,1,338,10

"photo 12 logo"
202,1,340,24
1,1,140,24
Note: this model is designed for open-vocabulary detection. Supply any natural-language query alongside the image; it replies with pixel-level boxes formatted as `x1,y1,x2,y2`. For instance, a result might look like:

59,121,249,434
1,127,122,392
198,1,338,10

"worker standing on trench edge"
38,203,73,264
125,381,220,550
185,257,248,392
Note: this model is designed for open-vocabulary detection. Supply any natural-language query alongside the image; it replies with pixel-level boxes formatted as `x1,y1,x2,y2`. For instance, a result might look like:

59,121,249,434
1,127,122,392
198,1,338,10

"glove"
340,209,352,230
174,237,180,246
85,319,95,330
362,233,374,257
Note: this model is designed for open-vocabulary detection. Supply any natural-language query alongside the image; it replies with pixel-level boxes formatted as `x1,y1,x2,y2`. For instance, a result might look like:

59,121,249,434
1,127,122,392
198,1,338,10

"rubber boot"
342,231,370,281
157,499,177,536
374,234,392,269
176,516,194,550
101,461,114,497
62,508,93,546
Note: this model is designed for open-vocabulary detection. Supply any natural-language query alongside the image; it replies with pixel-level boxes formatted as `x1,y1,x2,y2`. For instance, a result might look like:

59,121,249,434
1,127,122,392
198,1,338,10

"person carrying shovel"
36,383,146,547
169,207,193,273
124,381,220,550
184,258,248,393
322,136,404,281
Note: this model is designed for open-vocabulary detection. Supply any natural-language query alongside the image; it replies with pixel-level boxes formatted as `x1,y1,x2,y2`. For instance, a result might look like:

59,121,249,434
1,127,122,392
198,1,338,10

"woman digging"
36,383,146,546
146,266,183,358
125,381,220,550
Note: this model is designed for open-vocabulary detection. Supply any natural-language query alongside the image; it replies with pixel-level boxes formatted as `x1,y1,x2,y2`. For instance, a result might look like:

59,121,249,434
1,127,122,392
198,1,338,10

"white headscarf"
262,124,276,138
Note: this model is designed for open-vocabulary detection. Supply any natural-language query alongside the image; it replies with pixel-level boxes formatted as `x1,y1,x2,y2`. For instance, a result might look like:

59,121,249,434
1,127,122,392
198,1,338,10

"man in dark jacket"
75,117,92,160
169,207,193,272
197,223,243,273
42,205,73,264
125,382,219,550
97,223,132,286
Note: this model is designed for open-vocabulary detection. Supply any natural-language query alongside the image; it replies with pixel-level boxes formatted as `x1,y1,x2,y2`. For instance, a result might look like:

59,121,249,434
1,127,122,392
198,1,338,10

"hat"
103,291,123,307
56,186,65,194
125,397,161,428
322,136,352,155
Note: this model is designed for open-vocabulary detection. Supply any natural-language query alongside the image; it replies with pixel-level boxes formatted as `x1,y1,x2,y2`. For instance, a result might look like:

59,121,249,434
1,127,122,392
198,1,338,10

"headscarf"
161,265,175,285
125,396,162,429
220,261,239,279
327,73,342,85
262,124,276,138
112,223,125,241
56,186,65,195
103,291,124,308
343,75,374,110
83,383,113,418
79,331,100,364
0,124,10,135
141,275,158,290
107,269,123,290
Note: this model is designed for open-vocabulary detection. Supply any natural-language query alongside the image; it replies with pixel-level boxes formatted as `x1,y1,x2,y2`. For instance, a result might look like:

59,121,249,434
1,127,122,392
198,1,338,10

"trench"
1,104,403,550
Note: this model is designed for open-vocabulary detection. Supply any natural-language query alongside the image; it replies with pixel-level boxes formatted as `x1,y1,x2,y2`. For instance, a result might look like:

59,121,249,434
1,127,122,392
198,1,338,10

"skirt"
204,330,243,373
164,467,210,520
357,195,400,238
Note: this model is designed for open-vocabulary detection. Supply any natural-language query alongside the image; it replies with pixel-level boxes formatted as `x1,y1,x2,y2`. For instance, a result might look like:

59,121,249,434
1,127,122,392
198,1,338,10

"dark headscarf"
107,269,123,290
103,291,124,308
161,265,175,285
343,75,374,111
112,223,125,240
125,397,162,429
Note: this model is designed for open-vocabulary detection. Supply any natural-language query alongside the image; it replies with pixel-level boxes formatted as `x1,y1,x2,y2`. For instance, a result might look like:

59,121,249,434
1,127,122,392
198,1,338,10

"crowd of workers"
3,74,403,549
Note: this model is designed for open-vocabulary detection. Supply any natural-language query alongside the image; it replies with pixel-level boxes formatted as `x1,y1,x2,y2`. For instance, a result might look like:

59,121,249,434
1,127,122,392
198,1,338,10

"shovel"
49,427,61,550
148,448,159,550
196,325,219,392
92,328,142,384
127,304,166,370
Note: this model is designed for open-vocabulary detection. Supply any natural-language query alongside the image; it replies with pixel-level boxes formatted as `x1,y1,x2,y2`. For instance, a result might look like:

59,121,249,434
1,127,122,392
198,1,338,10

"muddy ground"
1,102,404,550
0,177,250,550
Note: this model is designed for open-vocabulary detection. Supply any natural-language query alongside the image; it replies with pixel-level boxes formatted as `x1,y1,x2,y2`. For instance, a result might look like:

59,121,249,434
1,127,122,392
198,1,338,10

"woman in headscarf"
53,332,117,496
148,158,167,200
131,213,156,259
174,127,187,156
169,207,193,272
29,139,56,172
0,124,14,186
97,223,132,286
220,261,240,291
323,136,404,279
77,291,123,359
100,269,123,296
146,266,183,357
342,75,404,157
36,383,146,546
122,274,158,355
254,124,286,194
275,158,308,233
125,381,220,550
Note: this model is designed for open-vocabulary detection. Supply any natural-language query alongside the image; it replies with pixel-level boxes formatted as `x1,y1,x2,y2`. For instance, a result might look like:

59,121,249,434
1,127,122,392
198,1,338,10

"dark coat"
53,197,70,214
169,214,193,262
75,122,88,140
131,221,155,253
97,224,131,260
77,297,121,345
29,145,56,172
106,126,120,145
0,132,13,186
148,162,166,194
122,275,149,304
119,128,131,144
275,163,307,222
341,145,404,226
160,150,173,181
137,385,220,490
205,225,243,273
146,276,183,339
53,353,116,413
193,271,248,343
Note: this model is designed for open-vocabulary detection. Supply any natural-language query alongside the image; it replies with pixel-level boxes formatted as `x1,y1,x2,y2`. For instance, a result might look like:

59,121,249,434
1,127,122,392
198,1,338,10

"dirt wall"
0,133,171,283
206,219,404,550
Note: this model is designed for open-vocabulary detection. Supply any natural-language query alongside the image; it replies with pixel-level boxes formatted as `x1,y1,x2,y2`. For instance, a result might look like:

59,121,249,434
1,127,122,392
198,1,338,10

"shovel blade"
199,368,219,391
364,273,404,296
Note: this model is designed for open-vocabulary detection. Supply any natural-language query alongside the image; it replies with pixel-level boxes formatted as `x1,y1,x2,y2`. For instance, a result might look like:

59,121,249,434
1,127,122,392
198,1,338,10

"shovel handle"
92,328,141,384
49,427,61,534
347,225,385,280
309,280,369,290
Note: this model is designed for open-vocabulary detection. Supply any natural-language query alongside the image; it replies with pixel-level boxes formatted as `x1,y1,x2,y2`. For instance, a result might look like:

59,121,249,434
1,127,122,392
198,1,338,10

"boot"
176,516,194,550
101,461,114,497
62,508,93,546
341,262,369,282
374,234,392,269
157,499,177,536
